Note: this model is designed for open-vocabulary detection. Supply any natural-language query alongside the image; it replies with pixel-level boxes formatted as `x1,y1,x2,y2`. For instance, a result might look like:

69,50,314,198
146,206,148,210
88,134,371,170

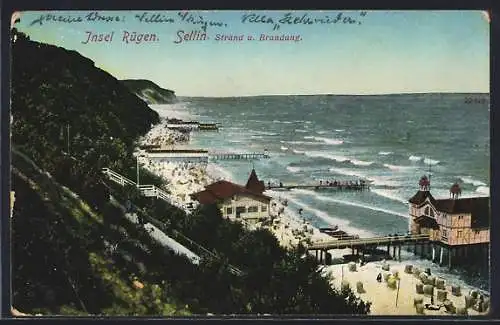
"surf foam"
292,189,409,219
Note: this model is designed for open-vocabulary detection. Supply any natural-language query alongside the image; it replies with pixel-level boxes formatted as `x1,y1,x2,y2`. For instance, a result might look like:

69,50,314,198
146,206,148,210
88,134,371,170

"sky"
14,10,490,97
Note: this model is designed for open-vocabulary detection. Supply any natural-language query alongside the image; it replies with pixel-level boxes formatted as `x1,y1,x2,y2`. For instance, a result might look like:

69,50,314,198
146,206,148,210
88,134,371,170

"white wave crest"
459,176,487,187
286,166,301,173
314,137,344,145
370,177,402,188
409,155,422,162
328,167,369,179
283,141,320,145
423,158,440,165
383,164,414,171
305,152,350,163
280,146,288,151
476,186,490,195
252,130,279,136
277,192,376,237
370,188,408,205
378,151,393,156
351,159,374,166
292,189,408,218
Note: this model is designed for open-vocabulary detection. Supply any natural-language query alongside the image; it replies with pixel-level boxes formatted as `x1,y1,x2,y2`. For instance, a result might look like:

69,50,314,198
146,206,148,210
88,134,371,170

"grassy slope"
12,149,191,316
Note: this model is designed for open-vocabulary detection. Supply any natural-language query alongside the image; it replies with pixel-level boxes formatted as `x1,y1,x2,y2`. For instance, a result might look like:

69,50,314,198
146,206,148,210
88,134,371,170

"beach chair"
424,304,443,311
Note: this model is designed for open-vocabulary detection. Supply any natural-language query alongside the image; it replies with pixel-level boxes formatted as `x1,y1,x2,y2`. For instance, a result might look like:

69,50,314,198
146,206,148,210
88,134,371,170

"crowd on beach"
136,115,489,316
140,122,190,147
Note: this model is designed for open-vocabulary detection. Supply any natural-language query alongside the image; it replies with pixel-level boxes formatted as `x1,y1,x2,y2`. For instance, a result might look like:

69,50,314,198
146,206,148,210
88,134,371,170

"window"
248,206,259,213
226,207,233,215
425,206,430,215
261,205,267,212
457,230,463,238
236,206,246,214
235,206,246,218
441,229,448,240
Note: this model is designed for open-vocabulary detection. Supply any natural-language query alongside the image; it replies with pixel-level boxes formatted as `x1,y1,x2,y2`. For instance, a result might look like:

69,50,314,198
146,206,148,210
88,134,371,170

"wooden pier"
308,234,429,264
209,152,270,160
267,182,368,191
198,123,219,131
166,118,219,131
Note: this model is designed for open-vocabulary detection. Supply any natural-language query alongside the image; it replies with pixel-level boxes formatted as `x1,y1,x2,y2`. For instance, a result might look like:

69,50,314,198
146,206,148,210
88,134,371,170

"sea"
149,93,490,293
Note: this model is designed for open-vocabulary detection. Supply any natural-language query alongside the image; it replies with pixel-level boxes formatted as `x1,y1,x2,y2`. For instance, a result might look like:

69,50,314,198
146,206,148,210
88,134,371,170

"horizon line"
177,91,490,99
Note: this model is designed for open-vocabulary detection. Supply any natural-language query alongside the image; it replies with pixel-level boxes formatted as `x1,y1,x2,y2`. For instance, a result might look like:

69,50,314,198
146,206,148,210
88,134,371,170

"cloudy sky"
15,10,490,97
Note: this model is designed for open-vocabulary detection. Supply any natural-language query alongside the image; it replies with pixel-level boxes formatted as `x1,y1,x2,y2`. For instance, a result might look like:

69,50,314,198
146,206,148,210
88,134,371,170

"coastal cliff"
11,29,189,316
121,79,178,104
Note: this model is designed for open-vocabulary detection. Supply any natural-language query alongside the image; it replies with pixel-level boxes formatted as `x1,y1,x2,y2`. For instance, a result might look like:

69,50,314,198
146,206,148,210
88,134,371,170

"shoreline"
137,104,489,316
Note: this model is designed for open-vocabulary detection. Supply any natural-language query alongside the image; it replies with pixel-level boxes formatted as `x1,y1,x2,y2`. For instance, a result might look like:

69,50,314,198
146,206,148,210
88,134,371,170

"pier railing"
102,168,136,187
267,183,368,191
307,234,430,250
101,168,187,212
209,152,270,161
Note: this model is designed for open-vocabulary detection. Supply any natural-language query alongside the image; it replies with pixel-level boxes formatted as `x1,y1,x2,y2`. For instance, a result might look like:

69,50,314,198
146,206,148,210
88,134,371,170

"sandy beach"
320,259,489,316
137,109,489,317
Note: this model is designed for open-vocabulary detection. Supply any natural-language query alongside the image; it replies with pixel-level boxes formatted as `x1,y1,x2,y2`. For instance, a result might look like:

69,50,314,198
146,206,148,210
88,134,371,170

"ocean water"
150,93,490,291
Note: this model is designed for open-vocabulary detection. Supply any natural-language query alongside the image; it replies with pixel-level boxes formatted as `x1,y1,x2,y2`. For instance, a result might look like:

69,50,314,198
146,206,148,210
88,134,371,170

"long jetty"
267,182,368,191
307,234,430,264
209,152,270,160
140,148,270,161
166,118,219,131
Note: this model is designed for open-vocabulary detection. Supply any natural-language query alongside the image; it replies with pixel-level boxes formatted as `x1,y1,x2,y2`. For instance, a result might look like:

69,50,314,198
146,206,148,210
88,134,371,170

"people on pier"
279,182,283,188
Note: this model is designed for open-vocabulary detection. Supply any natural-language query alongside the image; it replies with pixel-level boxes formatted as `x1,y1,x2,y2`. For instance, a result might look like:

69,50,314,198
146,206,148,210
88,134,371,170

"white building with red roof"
190,169,271,223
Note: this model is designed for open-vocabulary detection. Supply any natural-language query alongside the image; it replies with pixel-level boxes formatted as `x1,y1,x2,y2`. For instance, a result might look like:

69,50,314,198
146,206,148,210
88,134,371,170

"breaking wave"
459,176,487,187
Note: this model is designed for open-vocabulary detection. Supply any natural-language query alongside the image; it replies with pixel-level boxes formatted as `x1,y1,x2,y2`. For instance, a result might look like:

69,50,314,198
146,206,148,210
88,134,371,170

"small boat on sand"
319,225,339,233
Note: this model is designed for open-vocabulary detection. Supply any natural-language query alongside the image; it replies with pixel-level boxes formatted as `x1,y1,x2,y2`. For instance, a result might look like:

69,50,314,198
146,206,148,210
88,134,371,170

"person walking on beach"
376,273,382,282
